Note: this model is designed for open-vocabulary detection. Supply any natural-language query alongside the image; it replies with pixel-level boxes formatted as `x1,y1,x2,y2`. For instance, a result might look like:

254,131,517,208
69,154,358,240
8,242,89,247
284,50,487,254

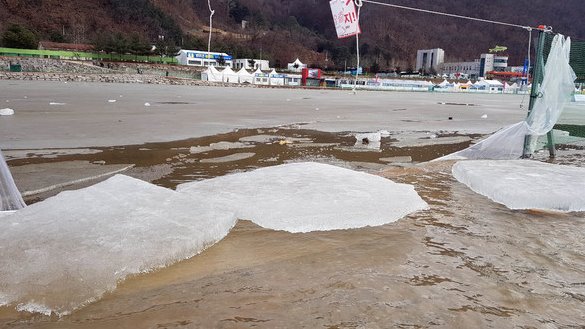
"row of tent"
353,78,529,93
200,66,529,94
434,79,528,93
202,66,301,86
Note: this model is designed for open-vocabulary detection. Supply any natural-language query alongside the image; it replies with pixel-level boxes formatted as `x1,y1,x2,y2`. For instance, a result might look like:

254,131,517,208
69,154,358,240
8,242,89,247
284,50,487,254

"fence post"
522,28,547,158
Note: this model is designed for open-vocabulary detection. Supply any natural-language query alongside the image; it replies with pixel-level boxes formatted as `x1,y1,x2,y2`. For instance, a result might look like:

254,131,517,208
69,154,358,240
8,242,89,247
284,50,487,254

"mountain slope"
1,0,584,69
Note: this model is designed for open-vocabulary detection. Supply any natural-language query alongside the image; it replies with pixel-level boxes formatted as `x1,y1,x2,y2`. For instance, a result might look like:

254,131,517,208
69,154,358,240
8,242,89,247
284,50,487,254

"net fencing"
537,34,585,152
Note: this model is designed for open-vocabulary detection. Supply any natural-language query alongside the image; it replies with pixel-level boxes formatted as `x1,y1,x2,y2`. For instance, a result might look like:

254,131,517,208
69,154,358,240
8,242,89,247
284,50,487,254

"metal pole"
522,28,547,158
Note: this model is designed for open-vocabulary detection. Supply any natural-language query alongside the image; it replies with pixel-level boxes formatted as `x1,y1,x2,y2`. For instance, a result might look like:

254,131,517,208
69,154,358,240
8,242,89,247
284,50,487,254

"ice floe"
199,152,256,163
178,162,428,233
0,108,14,116
1,163,428,315
189,141,255,154
0,175,237,316
453,160,585,212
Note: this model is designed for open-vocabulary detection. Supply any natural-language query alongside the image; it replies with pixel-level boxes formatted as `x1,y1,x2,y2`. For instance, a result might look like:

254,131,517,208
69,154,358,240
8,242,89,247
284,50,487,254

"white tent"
202,66,222,82
269,69,285,86
287,58,306,72
237,67,254,84
222,66,239,83
437,79,450,87
253,68,270,85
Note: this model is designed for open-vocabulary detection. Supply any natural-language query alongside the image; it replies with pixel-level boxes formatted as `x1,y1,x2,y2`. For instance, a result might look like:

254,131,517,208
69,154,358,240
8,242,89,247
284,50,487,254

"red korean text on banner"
329,0,361,39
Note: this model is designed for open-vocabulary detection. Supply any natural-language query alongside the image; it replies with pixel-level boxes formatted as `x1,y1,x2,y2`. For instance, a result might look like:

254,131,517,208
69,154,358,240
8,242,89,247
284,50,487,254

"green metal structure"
523,29,585,158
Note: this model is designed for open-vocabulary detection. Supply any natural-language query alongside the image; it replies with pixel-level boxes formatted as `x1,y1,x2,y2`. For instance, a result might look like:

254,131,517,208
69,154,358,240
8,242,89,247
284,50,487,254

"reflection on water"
2,128,585,328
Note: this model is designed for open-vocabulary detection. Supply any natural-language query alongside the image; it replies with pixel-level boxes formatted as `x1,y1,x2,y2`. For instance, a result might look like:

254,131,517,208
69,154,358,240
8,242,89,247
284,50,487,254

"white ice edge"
453,160,585,212
1,163,428,315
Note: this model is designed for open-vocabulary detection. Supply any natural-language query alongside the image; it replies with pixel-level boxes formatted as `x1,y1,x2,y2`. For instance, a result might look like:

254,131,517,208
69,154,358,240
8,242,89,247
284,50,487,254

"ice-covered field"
0,80,529,149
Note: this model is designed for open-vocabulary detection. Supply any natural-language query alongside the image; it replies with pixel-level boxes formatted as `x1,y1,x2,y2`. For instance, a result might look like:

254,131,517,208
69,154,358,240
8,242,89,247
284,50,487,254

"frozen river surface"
0,81,584,328
0,80,531,149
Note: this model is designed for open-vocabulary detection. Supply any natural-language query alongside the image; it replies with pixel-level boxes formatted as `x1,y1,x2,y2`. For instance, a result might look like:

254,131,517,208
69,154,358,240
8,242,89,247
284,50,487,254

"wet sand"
1,82,585,328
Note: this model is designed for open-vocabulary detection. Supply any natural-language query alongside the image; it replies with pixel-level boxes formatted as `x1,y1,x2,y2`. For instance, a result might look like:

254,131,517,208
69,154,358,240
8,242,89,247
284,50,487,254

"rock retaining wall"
0,71,254,88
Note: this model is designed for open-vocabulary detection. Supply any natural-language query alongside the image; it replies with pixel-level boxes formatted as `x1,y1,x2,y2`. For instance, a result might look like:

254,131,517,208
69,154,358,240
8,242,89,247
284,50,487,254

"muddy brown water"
2,128,585,328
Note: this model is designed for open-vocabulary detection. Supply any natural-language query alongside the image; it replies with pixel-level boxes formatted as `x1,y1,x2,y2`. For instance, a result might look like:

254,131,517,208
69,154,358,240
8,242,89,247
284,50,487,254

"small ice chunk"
453,160,585,212
189,146,213,154
481,114,488,119
379,156,412,163
108,99,116,103
379,130,391,137
49,102,66,106
209,141,254,150
239,135,284,144
355,132,382,143
315,107,320,111
0,175,236,315
200,152,255,163
190,142,254,154
0,108,14,116
144,102,151,107
178,162,428,233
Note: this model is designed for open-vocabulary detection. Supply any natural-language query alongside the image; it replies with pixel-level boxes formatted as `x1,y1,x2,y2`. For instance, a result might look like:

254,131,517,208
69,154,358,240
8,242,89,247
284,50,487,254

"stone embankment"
0,56,211,85
0,71,231,86
0,56,233,86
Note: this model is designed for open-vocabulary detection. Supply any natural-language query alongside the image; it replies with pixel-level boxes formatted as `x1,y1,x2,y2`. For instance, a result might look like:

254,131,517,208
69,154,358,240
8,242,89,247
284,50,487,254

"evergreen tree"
1,24,38,49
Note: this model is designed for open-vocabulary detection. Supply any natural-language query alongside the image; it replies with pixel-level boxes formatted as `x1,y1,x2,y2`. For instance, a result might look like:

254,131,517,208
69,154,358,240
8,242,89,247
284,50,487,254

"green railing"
0,47,178,64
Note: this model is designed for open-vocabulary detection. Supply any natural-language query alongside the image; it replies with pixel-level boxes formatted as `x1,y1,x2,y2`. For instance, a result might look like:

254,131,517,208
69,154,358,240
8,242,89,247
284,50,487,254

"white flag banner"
329,0,361,39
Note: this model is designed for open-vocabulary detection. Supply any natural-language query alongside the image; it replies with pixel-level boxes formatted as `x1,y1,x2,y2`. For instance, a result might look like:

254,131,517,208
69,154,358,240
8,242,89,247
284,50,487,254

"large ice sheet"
178,162,428,233
453,160,585,212
0,175,236,316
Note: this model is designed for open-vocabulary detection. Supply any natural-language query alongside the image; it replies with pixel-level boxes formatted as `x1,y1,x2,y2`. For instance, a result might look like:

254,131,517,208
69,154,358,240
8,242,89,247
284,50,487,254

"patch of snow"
453,160,585,212
0,108,14,116
108,100,116,103
178,162,428,233
0,175,236,316
49,102,66,106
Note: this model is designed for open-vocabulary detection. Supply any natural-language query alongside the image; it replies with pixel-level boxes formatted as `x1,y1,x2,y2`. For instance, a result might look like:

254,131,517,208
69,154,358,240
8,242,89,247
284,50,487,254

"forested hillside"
1,0,584,70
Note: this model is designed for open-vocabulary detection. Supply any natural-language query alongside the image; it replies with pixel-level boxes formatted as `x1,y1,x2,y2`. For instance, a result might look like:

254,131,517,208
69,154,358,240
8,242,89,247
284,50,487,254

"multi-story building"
176,49,233,67
415,48,445,73
479,53,508,77
438,60,481,79
438,53,509,79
